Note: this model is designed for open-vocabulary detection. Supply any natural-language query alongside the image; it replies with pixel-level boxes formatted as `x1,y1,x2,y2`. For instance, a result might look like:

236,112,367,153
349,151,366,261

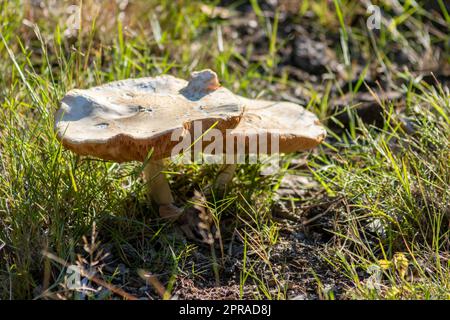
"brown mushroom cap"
54,70,243,162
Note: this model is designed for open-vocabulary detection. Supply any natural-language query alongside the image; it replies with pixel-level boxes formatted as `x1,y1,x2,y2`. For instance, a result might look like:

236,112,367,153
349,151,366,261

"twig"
302,198,342,226
137,269,170,299
42,250,138,300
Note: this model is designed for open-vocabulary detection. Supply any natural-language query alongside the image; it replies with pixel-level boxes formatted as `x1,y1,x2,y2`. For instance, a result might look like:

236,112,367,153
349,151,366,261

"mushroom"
54,69,326,220
212,96,327,193
55,70,243,219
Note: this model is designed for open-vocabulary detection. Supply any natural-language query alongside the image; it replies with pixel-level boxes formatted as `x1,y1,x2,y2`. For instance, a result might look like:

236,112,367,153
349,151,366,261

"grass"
0,0,449,299
316,81,450,299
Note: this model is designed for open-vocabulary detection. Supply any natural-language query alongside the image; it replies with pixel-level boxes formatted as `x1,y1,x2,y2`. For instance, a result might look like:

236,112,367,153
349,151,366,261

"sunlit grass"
0,0,448,299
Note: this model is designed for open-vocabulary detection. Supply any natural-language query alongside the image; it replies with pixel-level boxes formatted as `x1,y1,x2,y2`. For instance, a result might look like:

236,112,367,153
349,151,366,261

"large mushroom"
211,96,326,193
55,70,326,220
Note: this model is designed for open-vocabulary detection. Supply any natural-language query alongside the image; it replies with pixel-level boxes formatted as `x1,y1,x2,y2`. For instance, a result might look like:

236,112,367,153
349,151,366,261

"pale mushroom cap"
55,70,243,162
226,96,327,154
55,70,326,163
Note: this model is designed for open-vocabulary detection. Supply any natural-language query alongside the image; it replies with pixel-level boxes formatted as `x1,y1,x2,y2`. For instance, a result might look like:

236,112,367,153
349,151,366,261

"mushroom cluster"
55,70,326,220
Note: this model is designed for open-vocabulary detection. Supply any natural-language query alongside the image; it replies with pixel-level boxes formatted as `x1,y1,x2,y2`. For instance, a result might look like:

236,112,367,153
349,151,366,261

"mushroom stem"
214,164,237,193
144,159,182,220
